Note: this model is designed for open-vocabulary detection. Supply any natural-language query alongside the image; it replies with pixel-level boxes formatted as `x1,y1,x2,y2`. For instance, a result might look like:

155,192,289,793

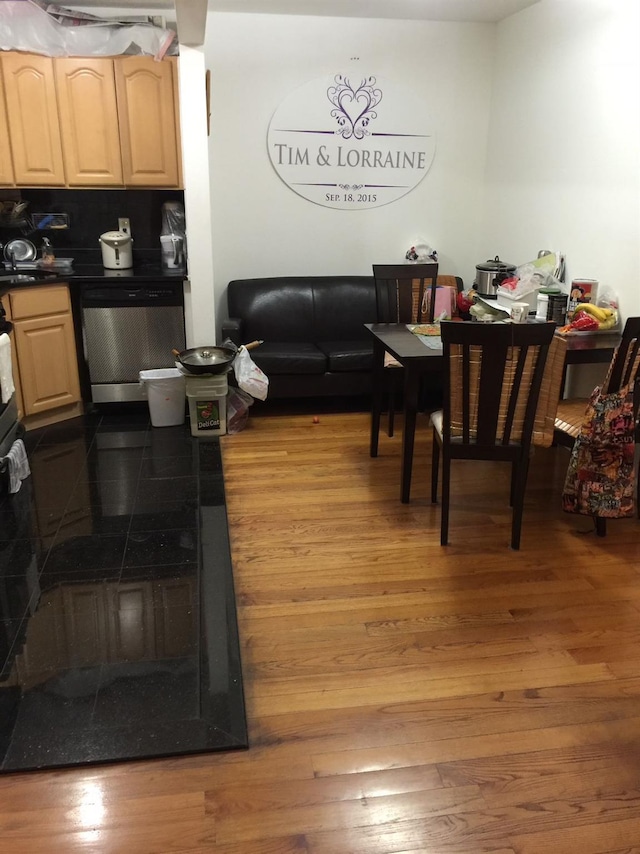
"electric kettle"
99,230,133,269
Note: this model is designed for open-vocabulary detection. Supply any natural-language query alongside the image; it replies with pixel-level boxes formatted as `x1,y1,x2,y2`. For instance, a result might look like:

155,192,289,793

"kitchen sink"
0,274,37,283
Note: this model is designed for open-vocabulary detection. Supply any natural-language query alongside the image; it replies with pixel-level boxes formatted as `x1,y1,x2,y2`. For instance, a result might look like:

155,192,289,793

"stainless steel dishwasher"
81,282,186,403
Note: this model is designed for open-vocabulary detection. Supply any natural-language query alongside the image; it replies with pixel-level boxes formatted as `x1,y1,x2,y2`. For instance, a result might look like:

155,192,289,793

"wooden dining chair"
554,316,640,536
373,262,440,325
372,262,441,437
431,320,557,550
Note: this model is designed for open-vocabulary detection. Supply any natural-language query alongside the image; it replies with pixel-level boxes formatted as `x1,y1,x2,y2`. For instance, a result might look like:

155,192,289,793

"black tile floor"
0,411,247,772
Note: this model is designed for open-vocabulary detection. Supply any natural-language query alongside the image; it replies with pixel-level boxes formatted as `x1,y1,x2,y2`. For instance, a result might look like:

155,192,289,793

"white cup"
510,302,529,323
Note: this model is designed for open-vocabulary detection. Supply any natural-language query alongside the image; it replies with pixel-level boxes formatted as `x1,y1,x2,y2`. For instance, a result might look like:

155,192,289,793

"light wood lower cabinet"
7,284,82,426
0,293,24,419
13,312,81,415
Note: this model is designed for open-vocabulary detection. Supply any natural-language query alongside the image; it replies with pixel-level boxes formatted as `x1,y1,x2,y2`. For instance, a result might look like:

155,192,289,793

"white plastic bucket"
185,374,228,437
139,368,186,427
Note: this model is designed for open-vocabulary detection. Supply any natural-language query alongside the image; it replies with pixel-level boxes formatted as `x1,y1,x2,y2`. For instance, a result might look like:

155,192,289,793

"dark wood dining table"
365,322,622,503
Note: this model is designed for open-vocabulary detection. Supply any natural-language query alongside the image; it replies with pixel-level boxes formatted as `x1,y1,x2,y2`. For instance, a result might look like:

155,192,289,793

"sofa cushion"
251,342,327,375
311,278,377,340
227,279,316,342
317,341,374,372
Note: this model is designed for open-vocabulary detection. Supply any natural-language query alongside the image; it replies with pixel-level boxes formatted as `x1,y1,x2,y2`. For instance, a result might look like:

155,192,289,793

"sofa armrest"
221,317,243,346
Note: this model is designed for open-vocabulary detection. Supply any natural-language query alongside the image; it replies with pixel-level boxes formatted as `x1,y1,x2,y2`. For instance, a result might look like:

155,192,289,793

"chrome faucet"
8,247,17,272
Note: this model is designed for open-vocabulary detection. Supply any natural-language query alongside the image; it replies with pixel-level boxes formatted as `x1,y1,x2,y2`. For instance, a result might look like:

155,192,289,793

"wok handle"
171,349,181,358
243,340,263,351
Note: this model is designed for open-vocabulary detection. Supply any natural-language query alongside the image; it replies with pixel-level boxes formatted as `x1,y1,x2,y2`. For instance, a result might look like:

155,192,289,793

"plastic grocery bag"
233,346,269,400
0,2,176,59
227,388,254,434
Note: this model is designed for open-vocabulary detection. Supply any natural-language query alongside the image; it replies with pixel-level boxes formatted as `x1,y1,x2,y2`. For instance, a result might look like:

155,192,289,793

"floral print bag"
562,381,636,518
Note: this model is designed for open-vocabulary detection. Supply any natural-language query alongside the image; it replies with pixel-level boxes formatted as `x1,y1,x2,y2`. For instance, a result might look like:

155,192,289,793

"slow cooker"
474,256,517,297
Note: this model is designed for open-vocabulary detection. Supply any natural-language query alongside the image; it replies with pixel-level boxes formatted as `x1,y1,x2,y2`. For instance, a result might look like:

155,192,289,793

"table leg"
370,338,384,458
560,362,569,400
400,364,420,503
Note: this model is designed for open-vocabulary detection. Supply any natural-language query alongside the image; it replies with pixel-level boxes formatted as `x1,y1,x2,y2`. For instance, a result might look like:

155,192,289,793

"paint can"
568,278,598,316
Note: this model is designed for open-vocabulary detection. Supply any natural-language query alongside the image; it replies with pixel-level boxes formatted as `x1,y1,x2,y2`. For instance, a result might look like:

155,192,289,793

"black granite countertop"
66,261,186,281
0,257,186,297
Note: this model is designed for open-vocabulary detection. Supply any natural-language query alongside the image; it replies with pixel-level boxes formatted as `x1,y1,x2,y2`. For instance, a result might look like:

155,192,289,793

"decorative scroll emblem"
268,73,436,210
328,76,382,140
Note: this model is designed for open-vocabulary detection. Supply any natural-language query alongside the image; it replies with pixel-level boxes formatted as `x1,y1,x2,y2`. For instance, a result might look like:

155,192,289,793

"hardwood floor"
3,409,640,853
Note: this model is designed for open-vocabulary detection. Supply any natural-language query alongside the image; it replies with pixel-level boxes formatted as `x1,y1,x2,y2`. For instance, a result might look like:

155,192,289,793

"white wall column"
177,43,216,347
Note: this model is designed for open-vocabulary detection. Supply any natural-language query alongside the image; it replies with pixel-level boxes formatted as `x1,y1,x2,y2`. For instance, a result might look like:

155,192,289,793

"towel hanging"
3,438,30,494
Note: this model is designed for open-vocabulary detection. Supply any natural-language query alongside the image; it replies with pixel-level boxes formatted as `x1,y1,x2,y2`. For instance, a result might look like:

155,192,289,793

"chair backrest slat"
462,342,471,442
502,344,528,445
373,263,439,324
477,340,508,445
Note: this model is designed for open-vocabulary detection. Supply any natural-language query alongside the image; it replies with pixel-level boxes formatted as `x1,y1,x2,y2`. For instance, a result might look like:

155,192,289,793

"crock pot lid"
476,256,516,272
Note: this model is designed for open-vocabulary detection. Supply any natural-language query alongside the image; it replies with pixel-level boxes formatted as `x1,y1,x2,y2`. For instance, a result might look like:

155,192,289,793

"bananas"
573,302,617,330
573,302,614,322
597,315,617,330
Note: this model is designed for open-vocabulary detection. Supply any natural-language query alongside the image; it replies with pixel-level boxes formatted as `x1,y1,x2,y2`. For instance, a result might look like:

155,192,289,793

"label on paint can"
196,400,221,430
568,278,598,316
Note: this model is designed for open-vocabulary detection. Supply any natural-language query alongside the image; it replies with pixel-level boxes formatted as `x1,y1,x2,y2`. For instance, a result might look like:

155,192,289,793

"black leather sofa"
222,276,377,398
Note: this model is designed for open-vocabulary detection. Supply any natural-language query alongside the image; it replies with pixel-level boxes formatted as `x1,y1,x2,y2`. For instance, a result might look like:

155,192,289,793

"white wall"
484,0,640,317
76,1,640,357
205,12,496,328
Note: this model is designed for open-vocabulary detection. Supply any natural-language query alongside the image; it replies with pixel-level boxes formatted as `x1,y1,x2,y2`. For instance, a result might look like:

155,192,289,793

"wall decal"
268,73,436,210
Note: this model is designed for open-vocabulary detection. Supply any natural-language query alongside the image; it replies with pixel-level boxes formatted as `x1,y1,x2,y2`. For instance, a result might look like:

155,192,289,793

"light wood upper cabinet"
0,53,65,186
0,52,182,188
0,64,15,186
54,57,123,186
115,56,181,187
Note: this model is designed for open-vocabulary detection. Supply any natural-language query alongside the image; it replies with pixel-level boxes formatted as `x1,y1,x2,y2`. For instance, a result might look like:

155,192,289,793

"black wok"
172,340,261,375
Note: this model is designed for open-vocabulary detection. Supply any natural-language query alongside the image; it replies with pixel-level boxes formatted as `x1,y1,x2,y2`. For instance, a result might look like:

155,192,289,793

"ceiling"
59,0,540,23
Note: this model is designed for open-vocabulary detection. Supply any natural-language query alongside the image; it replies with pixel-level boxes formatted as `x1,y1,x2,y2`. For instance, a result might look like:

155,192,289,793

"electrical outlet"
118,217,131,235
